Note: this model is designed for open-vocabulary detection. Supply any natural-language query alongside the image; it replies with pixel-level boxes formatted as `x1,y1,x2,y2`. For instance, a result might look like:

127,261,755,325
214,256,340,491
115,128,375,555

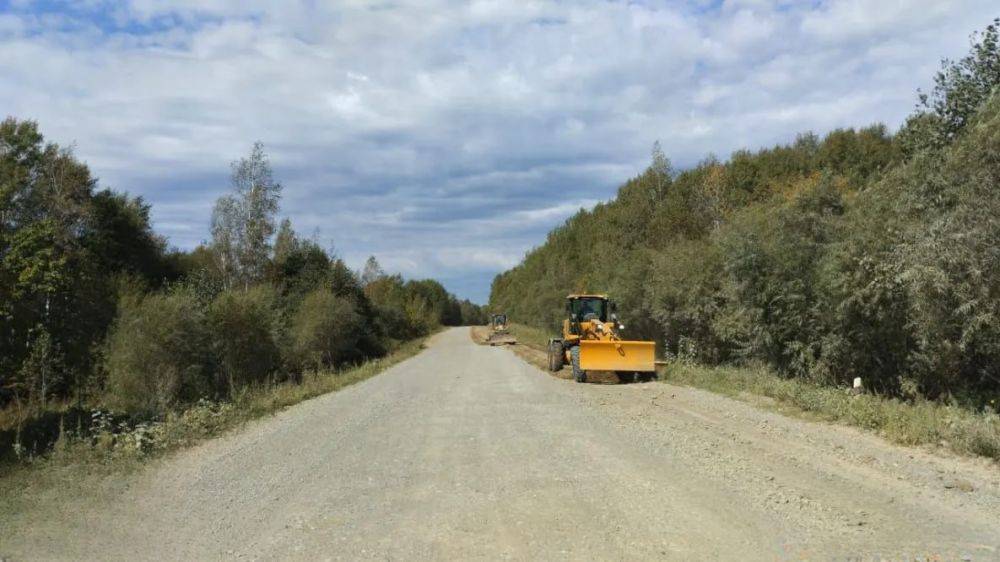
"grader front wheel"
570,346,586,383
547,341,564,372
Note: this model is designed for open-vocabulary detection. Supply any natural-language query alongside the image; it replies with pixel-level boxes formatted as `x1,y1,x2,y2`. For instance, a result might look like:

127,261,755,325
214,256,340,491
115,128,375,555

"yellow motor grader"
547,294,656,383
486,313,517,346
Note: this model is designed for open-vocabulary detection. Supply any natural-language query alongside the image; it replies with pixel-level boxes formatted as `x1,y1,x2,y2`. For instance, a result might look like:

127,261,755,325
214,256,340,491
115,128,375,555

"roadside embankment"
0,336,430,522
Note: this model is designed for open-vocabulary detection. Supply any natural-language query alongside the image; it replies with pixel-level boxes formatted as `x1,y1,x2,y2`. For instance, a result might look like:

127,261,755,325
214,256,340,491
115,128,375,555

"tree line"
1,128,485,418
491,19,1000,402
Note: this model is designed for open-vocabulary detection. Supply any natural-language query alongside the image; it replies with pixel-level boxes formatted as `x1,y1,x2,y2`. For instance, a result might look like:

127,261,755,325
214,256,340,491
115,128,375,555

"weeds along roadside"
664,361,1000,462
0,335,429,514
503,323,1000,463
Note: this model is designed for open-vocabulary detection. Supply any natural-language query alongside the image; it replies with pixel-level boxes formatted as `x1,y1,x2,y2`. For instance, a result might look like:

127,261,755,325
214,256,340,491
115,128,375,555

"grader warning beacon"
547,294,656,383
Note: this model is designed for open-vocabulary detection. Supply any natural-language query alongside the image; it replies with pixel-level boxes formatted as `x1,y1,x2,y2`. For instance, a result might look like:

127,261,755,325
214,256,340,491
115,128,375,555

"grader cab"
546,294,655,383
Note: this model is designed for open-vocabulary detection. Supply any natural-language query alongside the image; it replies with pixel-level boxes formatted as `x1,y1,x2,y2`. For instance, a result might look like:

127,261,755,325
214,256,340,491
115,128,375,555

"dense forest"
492,19,1000,401
0,129,484,419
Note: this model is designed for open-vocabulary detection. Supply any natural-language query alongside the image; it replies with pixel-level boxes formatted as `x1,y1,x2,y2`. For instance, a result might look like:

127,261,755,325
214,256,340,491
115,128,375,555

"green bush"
208,286,283,394
824,94,1000,397
104,291,214,416
716,177,844,378
645,238,729,362
290,288,362,371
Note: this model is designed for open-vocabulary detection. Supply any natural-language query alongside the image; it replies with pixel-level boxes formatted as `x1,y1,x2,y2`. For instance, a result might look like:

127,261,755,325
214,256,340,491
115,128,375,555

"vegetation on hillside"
1,125,484,459
491,19,1000,403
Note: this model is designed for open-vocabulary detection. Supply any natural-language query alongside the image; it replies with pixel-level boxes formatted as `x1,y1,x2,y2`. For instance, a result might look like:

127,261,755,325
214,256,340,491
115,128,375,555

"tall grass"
506,324,551,350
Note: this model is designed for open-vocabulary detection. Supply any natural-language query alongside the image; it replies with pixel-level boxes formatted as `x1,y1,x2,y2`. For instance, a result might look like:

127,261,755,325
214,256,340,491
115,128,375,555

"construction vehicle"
486,313,517,346
547,294,656,383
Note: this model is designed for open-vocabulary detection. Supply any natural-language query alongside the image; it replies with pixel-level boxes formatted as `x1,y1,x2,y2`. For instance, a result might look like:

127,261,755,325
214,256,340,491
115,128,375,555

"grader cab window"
569,298,606,322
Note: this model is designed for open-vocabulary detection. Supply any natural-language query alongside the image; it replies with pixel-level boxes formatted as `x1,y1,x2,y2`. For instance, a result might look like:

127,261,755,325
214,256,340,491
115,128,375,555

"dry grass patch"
504,324,563,375
469,326,490,344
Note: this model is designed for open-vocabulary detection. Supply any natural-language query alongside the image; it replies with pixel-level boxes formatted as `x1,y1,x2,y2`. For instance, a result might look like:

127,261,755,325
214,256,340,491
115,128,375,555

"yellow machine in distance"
486,313,517,346
547,294,656,383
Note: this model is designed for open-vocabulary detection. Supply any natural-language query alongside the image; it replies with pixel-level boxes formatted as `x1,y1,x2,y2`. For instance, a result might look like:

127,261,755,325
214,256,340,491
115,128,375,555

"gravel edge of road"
0,333,435,528
484,324,1000,468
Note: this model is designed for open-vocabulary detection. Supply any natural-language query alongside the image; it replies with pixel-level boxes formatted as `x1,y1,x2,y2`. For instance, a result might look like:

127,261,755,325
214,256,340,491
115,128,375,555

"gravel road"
5,327,1000,560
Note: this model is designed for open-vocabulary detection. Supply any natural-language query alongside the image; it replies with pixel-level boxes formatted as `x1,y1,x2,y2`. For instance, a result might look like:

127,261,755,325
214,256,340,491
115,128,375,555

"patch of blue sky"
1,0,231,37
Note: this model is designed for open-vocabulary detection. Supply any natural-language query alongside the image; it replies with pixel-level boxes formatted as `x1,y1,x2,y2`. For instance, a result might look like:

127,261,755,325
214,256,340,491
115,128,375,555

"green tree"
208,286,283,393
649,140,672,201
291,288,362,371
272,218,298,268
360,255,384,287
84,190,174,284
104,291,214,416
905,18,1000,152
1,118,115,405
211,142,282,290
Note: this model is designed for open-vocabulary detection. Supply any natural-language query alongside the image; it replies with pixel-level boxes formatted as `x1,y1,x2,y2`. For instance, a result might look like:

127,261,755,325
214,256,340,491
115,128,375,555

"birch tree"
211,142,282,290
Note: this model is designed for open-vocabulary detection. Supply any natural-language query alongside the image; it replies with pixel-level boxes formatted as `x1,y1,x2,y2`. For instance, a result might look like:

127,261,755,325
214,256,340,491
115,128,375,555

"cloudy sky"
1,1,996,302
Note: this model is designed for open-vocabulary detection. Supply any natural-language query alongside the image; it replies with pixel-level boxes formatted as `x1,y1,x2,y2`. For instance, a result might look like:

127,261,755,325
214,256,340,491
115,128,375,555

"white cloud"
1,0,997,302
801,0,954,42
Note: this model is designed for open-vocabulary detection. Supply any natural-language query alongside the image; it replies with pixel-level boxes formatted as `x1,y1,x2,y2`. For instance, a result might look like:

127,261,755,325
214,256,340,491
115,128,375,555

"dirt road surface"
4,327,1000,560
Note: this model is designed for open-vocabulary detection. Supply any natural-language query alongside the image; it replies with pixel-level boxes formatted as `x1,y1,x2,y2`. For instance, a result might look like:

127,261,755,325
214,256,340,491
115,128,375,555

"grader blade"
579,340,655,372
487,332,517,346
